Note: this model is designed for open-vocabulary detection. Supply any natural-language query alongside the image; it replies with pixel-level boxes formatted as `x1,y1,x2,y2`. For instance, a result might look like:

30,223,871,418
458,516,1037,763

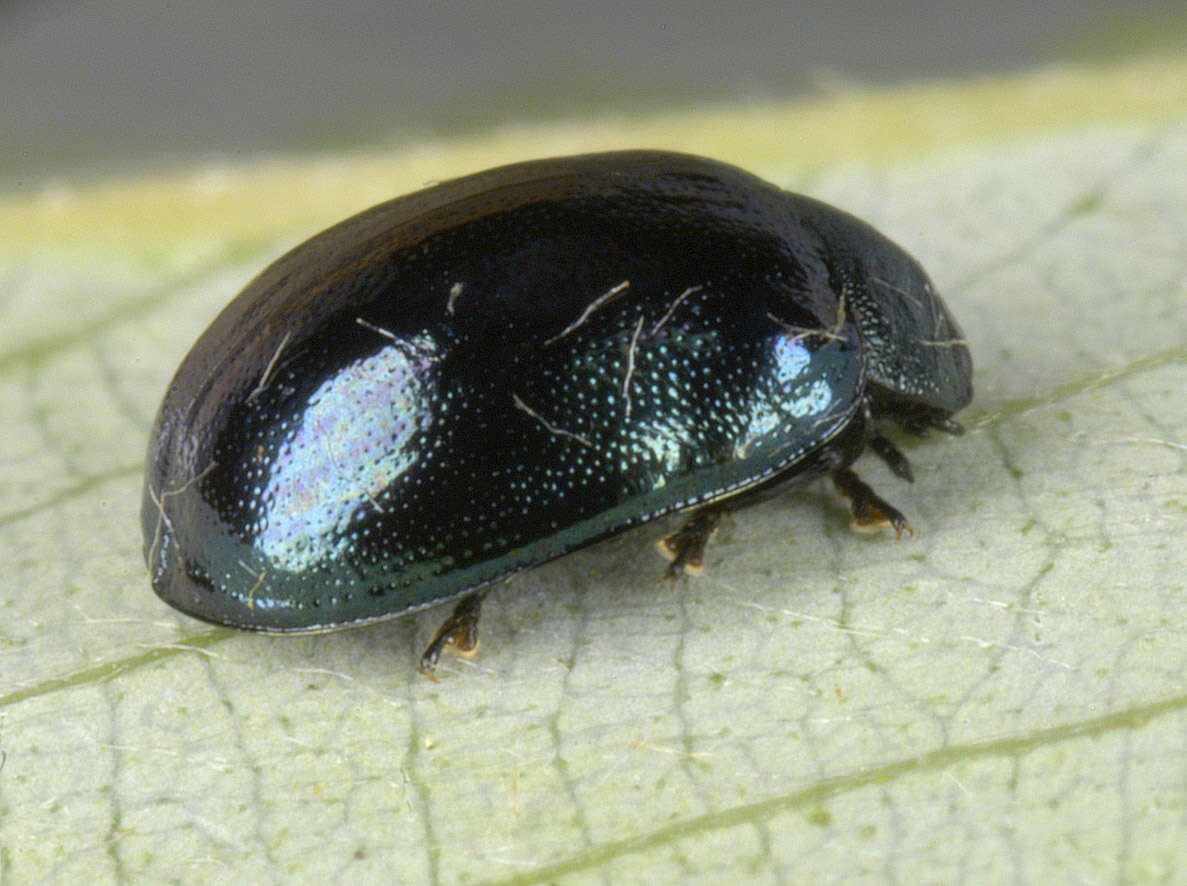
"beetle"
141,150,972,676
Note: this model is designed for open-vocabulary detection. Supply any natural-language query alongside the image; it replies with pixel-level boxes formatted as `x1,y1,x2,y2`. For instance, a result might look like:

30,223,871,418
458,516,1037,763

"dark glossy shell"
142,151,971,631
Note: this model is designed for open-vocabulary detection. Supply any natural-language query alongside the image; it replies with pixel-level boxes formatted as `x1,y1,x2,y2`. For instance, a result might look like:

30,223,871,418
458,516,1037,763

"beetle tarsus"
419,592,485,678
657,509,723,579
833,467,913,538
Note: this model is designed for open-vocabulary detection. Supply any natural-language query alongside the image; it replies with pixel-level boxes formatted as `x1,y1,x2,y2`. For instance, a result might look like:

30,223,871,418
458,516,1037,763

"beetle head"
809,208,973,429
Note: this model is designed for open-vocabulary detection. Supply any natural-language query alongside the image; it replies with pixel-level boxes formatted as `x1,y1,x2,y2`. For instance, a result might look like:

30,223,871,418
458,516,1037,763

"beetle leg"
833,468,913,538
868,434,914,482
902,412,965,437
657,508,723,580
419,592,485,679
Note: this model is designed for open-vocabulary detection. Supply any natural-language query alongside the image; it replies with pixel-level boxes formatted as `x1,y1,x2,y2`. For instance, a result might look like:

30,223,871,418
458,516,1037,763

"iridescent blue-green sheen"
142,151,971,631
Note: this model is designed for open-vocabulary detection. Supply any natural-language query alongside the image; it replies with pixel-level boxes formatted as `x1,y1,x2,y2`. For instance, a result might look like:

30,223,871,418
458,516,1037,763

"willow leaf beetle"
141,151,972,676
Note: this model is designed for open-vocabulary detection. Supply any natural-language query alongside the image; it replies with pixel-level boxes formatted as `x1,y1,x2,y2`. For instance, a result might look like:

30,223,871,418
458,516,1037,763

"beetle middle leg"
419,592,485,679
833,467,912,538
868,433,914,482
657,507,724,580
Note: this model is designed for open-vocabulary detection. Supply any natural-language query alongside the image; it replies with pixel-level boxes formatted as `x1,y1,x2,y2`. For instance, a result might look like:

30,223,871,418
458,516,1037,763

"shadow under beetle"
141,150,973,677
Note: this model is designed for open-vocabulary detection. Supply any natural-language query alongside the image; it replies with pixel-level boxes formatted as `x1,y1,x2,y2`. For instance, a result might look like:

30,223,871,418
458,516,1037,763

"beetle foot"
868,434,914,482
419,592,484,680
657,509,722,580
833,468,913,539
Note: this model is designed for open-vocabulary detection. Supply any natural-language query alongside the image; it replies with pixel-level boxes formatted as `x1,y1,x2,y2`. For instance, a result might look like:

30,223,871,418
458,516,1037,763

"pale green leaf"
3,57,1186,884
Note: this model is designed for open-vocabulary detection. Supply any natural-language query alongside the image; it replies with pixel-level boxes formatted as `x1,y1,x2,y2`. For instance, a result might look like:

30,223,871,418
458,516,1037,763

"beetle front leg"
419,592,485,680
833,467,913,538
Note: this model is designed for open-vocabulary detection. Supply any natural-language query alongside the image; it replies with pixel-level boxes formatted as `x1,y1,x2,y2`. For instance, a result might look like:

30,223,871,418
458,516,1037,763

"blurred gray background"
3,0,1184,189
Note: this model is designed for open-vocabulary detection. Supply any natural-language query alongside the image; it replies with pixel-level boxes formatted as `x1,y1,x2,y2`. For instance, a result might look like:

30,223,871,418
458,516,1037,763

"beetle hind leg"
833,467,913,538
657,508,724,580
419,592,485,679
